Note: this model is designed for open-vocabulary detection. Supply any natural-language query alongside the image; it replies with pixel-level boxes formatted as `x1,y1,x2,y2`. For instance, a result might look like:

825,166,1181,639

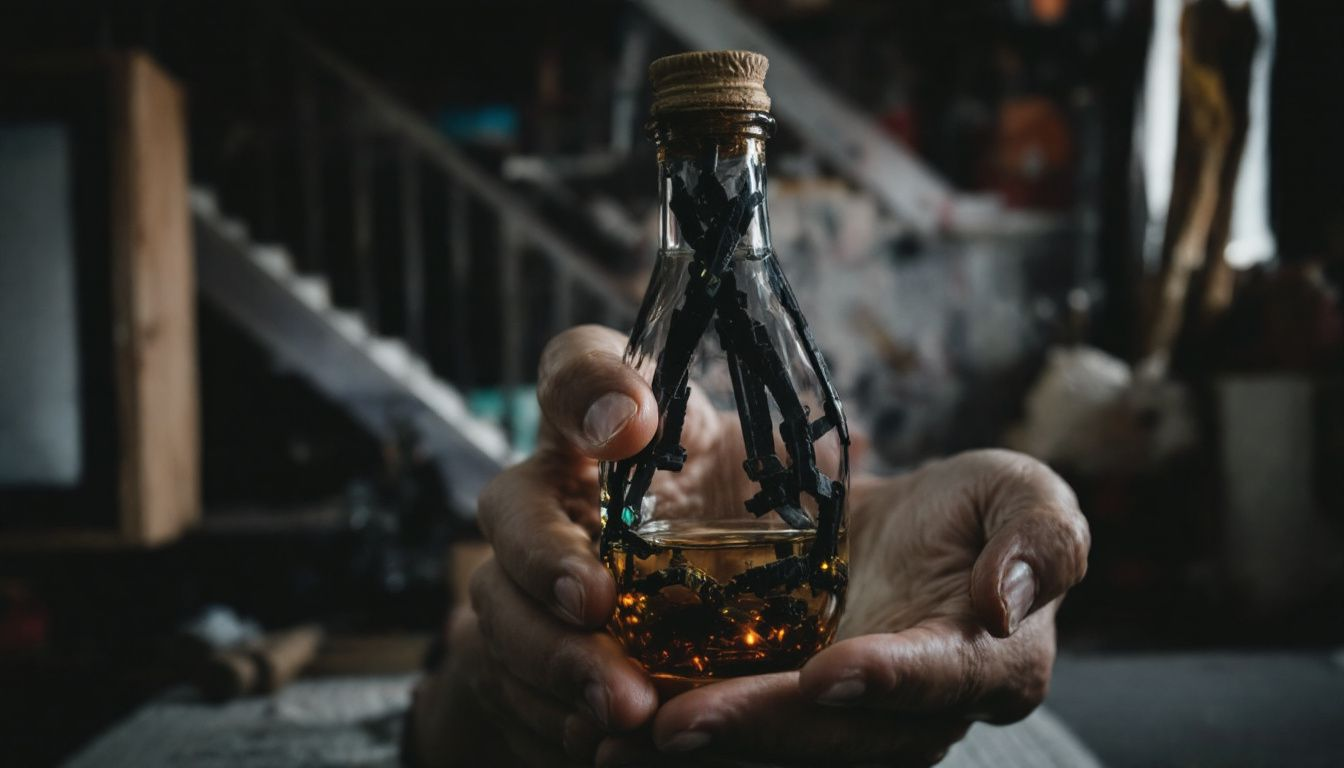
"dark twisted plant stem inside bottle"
600,108,851,682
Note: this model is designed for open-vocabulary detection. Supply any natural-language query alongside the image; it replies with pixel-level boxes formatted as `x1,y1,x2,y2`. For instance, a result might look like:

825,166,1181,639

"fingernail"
583,392,637,447
817,677,866,705
554,575,585,625
584,681,610,728
659,730,711,752
1003,559,1037,634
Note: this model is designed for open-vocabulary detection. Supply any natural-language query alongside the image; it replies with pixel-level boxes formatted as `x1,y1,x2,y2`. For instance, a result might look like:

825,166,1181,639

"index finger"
470,558,658,731
477,464,616,627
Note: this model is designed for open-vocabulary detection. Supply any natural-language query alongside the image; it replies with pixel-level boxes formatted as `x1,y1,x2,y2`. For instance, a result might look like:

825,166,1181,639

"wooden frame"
0,52,199,548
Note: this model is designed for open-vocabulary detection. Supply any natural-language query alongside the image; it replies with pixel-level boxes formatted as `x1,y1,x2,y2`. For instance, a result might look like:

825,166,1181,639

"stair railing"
256,29,639,449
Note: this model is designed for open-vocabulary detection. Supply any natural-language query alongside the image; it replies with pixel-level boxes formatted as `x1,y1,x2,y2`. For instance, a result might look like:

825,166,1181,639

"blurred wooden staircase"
192,187,510,515
191,32,636,517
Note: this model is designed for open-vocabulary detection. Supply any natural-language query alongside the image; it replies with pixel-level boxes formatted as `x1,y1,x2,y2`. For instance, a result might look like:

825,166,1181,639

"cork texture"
649,50,771,115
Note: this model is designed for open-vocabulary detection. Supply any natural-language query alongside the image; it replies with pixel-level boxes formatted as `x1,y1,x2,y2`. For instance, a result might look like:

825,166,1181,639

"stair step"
326,309,369,343
192,185,510,516
289,275,331,311
189,187,219,217
249,244,294,280
367,337,413,378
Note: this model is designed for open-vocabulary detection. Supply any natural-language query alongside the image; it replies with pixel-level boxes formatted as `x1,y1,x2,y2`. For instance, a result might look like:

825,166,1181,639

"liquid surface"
605,520,847,681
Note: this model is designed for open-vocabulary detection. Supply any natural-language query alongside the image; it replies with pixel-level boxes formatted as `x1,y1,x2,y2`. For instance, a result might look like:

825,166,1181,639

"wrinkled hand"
413,325,728,766
411,326,1090,767
598,448,1090,767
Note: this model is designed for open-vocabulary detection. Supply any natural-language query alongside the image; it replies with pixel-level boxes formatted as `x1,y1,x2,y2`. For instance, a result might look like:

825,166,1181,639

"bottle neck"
653,111,774,256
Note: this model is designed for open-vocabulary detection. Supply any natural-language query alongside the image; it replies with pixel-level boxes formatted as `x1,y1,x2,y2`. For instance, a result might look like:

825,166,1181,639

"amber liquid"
605,519,847,682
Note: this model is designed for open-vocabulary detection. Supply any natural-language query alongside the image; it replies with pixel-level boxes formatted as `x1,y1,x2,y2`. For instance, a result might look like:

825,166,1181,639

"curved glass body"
600,112,850,683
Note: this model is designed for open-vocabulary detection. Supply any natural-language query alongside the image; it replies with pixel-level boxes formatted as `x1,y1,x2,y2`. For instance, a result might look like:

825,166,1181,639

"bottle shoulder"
658,245,774,263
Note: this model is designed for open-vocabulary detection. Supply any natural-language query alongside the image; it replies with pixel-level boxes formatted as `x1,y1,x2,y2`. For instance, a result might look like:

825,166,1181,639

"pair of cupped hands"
410,326,1090,767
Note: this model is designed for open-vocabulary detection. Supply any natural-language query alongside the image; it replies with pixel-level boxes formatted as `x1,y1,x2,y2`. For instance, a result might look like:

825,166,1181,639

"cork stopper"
649,50,770,116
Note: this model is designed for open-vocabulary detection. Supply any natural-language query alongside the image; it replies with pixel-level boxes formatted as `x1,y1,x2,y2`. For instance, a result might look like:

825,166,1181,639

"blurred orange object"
1032,0,1070,25
988,96,1075,209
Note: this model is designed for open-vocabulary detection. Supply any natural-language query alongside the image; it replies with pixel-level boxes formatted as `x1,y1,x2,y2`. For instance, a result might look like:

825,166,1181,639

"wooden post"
108,52,200,546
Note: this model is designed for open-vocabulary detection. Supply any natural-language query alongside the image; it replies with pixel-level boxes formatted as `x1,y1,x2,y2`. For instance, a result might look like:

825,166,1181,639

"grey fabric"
1049,651,1344,768
945,709,1102,768
65,675,1099,767
64,676,412,768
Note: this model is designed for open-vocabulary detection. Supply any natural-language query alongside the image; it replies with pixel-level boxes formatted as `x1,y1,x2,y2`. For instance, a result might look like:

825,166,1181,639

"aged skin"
410,325,1090,768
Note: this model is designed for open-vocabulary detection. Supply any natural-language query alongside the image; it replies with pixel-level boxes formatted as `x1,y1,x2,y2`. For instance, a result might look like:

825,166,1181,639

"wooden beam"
107,52,201,546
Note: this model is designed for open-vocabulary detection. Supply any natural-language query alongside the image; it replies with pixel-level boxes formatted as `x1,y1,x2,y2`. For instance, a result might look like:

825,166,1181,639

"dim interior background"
1,0,1341,765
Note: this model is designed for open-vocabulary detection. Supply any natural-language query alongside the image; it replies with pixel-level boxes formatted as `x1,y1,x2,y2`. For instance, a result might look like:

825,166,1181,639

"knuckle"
539,326,622,396
544,632,591,694
982,648,1052,724
1036,504,1091,588
538,326,588,376
994,691,1042,724
493,672,527,718
518,541,557,594
561,351,617,399
467,562,497,629
470,661,504,715
562,714,603,764
1006,461,1092,590
1034,470,1089,551
958,448,1037,480
476,472,512,539
1021,650,1054,706
1011,670,1050,717
1061,513,1092,583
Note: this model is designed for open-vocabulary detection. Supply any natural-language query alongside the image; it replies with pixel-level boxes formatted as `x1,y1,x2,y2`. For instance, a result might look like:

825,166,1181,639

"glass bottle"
599,51,851,684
